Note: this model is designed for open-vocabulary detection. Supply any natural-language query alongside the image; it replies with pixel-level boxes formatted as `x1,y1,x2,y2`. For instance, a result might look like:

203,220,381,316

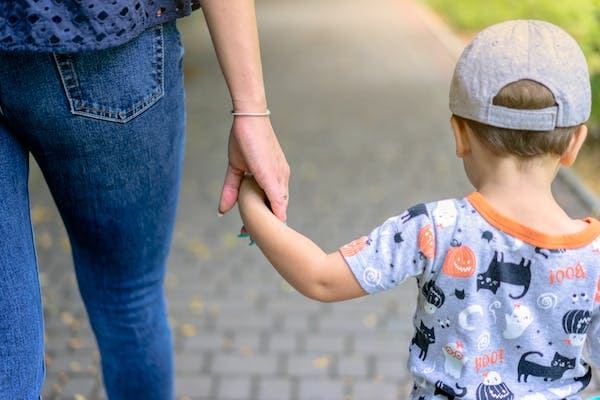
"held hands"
218,115,289,221
238,175,267,209
237,175,280,245
237,176,367,302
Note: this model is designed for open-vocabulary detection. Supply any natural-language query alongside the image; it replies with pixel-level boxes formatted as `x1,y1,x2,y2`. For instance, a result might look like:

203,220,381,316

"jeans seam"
52,24,165,124
53,52,82,114
154,23,165,112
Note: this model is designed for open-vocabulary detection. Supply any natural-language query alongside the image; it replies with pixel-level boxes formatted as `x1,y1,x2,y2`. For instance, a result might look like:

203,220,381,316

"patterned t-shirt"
0,0,201,53
341,192,600,400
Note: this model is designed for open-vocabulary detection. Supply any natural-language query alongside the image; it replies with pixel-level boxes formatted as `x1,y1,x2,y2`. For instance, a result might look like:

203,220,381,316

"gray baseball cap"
449,19,591,131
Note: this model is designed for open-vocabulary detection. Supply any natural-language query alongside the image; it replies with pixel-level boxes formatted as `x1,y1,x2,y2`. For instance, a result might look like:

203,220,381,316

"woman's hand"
218,116,289,221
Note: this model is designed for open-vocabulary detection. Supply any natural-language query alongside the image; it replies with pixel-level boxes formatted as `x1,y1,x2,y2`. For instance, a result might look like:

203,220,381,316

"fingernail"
249,240,256,246
218,211,224,218
238,233,250,238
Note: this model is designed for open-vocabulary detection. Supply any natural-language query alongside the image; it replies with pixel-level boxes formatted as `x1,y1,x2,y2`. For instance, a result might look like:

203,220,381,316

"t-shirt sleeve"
339,203,435,294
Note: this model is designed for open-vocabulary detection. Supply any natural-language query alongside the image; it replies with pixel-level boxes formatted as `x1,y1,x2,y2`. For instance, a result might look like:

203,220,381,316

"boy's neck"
474,157,587,234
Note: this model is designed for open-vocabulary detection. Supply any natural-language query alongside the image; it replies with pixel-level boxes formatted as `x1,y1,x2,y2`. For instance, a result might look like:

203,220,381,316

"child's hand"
239,175,268,208
238,175,275,245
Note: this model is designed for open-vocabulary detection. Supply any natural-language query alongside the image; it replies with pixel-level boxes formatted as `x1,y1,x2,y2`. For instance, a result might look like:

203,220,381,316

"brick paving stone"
305,334,348,354
297,378,347,400
280,314,314,332
256,378,293,400
374,356,412,383
287,354,335,378
317,315,381,334
228,331,264,353
53,376,98,399
211,354,278,376
351,380,399,400
267,332,300,353
263,297,324,314
215,312,275,331
214,376,253,400
175,354,204,374
353,335,408,357
337,355,369,378
181,332,230,352
175,376,213,398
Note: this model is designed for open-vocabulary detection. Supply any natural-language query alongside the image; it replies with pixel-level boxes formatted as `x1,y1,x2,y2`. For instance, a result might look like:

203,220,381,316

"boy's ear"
450,116,471,158
560,124,588,166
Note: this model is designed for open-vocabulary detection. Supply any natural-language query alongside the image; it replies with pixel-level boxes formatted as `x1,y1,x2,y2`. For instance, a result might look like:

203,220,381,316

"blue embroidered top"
0,0,201,53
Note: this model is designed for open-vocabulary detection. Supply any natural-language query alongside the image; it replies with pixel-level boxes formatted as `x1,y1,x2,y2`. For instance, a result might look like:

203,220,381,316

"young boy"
238,20,600,399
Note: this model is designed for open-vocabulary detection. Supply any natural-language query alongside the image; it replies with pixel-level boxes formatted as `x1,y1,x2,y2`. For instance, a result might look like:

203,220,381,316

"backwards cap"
449,20,591,131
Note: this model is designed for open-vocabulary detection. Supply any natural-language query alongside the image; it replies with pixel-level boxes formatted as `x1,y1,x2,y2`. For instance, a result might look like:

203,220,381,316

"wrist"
232,96,267,113
231,109,271,117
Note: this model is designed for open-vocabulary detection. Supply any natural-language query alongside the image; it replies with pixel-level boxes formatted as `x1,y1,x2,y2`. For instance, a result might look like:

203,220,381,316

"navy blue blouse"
0,0,201,53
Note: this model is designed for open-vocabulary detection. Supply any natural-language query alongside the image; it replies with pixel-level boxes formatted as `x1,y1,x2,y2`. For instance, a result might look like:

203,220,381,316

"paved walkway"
34,0,599,398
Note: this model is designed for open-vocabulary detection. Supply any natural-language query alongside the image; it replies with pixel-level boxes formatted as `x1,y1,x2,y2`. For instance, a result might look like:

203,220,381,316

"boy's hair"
459,79,578,158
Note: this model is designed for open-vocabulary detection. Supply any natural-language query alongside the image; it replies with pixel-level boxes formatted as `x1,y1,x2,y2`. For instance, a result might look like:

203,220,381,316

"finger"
268,195,288,222
275,161,291,220
218,165,244,216
260,180,288,222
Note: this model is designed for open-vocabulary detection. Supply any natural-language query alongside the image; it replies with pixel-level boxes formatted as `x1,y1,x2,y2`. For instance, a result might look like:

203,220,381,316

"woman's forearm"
201,0,267,111
203,1,289,221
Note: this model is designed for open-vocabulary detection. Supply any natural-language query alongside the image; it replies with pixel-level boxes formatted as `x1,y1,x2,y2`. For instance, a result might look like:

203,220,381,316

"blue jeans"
0,22,185,399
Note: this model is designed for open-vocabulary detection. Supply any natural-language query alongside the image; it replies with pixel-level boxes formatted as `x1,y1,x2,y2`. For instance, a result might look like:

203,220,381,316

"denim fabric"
0,21,185,399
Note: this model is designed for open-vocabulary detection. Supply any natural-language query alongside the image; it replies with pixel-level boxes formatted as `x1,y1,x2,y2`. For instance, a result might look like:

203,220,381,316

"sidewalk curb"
411,0,600,216
559,167,600,215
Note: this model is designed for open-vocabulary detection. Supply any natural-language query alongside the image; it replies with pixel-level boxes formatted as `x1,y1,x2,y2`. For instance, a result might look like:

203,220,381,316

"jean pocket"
53,24,165,123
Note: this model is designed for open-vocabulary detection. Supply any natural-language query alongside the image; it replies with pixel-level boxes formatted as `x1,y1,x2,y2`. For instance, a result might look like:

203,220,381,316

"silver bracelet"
231,109,271,117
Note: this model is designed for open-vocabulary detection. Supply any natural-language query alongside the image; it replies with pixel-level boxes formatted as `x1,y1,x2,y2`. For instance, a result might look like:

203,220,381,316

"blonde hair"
459,80,577,158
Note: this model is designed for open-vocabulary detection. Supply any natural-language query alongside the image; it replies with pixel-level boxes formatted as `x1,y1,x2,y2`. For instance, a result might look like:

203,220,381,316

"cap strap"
486,105,558,131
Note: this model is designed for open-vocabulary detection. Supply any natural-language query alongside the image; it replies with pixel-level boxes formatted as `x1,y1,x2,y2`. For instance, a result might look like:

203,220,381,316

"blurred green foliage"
423,0,600,129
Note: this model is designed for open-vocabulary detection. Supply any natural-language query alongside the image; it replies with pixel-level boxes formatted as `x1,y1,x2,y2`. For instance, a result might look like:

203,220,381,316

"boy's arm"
238,178,368,302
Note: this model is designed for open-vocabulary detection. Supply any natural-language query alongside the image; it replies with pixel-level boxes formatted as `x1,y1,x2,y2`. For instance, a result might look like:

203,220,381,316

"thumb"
218,165,244,216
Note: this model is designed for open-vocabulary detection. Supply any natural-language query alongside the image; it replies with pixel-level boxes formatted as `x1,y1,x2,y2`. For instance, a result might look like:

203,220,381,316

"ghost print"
503,303,533,339
443,341,467,379
433,200,457,229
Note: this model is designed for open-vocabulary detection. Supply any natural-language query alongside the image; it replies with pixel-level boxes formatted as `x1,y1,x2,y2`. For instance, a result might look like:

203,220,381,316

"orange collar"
467,192,600,249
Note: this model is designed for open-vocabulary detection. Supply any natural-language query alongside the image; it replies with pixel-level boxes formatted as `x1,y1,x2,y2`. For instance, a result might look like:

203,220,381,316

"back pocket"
53,24,164,123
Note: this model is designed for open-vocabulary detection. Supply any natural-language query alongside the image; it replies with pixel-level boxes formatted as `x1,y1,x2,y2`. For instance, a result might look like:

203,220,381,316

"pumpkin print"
476,372,514,400
442,243,476,278
340,236,368,257
418,224,435,259
562,309,591,346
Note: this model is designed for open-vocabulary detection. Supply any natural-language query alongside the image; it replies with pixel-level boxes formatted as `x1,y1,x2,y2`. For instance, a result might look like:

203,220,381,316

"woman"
0,1,289,398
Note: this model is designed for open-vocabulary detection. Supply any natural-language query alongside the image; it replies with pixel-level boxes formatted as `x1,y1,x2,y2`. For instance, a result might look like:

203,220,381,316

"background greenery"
422,0,600,134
